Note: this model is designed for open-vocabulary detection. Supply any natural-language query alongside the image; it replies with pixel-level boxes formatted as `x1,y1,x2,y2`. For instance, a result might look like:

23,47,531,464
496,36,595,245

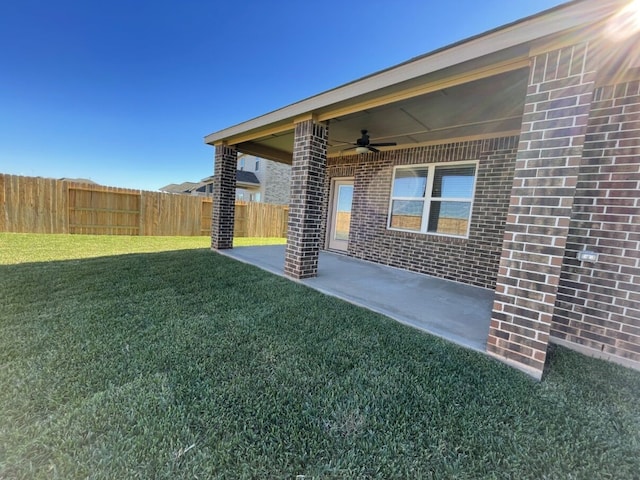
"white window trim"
387,160,478,239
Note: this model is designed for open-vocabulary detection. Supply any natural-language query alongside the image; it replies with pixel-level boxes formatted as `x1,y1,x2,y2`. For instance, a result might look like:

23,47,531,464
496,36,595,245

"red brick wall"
325,136,519,289
211,145,237,249
284,120,328,279
487,43,597,377
552,79,640,368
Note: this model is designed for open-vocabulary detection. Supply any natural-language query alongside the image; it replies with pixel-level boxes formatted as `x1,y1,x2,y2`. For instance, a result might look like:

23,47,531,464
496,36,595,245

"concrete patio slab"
218,245,495,353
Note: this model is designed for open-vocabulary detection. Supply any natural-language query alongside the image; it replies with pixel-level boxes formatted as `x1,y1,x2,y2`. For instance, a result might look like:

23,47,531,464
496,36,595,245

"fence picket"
0,174,288,237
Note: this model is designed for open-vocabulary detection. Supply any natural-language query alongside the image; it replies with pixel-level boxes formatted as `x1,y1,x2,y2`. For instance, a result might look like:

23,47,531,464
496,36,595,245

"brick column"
211,144,237,250
487,43,598,379
284,119,328,279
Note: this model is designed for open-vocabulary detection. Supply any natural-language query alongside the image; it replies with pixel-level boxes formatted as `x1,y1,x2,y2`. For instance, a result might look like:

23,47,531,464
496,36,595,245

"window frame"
387,160,478,238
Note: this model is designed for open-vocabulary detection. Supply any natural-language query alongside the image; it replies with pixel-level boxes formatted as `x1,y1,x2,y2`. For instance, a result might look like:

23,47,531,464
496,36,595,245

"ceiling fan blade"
330,138,357,146
369,142,397,147
368,146,380,153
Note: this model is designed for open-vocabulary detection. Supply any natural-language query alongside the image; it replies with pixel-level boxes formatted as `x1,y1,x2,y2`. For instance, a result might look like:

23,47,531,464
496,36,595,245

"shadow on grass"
1,250,639,479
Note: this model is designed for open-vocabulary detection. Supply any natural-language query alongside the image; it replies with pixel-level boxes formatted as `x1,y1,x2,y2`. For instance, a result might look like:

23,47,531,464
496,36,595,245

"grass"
0,233,639,479
0,233,285,264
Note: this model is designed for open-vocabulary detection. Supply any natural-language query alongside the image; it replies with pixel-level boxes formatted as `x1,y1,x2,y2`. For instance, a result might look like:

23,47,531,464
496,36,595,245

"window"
388,162,477,237
239,158,245,171
255,160,260,172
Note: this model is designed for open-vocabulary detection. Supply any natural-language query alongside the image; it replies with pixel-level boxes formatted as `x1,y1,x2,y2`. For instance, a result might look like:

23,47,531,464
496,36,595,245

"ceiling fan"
345,130,397,154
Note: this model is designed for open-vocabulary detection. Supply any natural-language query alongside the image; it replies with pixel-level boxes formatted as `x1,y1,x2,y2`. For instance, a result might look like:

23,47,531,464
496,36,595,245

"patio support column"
211,144,237,250
284,118,328,279
487,42,597,379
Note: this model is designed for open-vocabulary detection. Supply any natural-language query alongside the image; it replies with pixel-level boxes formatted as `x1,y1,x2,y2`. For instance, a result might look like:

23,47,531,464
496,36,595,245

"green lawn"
0,233,285,265
1,233,639,479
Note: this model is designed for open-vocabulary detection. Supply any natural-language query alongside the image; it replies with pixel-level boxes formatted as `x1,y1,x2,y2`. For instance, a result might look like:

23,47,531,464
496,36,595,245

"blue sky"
0,0,568,191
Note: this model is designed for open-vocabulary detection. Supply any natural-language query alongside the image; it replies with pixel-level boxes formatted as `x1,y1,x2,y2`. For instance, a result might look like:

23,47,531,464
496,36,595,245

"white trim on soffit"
204,0,624,145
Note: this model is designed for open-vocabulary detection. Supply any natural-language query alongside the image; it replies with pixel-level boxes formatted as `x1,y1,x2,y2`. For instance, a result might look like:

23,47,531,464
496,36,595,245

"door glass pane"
334,185,353,240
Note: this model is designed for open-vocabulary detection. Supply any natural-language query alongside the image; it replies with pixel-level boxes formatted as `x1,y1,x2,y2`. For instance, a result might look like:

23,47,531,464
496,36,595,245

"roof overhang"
204,0,630,163
236,181,260,189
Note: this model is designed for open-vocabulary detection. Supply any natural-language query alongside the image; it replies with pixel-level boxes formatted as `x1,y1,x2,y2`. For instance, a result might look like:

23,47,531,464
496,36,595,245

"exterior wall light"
577,249,599,263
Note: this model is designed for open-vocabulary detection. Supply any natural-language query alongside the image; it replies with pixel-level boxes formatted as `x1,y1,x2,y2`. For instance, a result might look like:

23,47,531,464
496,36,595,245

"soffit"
239,67,529,162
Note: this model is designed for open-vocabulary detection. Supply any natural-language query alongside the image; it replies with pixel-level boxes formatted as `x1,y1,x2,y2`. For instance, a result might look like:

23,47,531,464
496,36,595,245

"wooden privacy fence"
0,174,288,237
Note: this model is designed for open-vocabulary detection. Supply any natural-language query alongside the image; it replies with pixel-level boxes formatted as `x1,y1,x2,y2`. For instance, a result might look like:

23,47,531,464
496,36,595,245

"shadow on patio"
219,245,495,353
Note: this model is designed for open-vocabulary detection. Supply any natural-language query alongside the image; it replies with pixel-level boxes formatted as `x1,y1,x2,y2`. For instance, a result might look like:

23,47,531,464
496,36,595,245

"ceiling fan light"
355,146,369,154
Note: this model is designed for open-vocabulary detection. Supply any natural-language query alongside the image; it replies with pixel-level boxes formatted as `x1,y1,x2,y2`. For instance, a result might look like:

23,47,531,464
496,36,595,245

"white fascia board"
204,0,623,145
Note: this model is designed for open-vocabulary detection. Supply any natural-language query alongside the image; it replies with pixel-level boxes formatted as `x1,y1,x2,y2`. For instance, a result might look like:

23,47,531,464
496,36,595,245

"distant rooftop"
236,170,259,185
159,181,200,193
59,177,98,185
159,171,259,194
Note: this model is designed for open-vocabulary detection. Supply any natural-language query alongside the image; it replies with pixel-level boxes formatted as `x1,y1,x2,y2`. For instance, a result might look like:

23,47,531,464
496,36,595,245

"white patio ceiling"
248,67,529,159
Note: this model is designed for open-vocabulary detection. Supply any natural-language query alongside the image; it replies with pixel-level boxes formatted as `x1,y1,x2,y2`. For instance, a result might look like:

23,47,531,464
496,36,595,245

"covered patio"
206,0,640,378
219,245,494,353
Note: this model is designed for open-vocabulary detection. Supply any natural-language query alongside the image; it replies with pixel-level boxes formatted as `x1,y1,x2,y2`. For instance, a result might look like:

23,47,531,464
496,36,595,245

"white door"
328,179,354,251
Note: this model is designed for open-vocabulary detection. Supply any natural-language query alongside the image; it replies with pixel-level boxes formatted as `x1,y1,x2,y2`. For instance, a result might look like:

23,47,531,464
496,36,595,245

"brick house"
160,155,291,204
205,0,640,379
235,154,291,204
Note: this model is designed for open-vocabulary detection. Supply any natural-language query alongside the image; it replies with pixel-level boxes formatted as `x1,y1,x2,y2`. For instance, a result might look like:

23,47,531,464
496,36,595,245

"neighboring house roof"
159,182,200,193
159,172,260,194
59,177,98,184
204,0,629,163
236,170,259,186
